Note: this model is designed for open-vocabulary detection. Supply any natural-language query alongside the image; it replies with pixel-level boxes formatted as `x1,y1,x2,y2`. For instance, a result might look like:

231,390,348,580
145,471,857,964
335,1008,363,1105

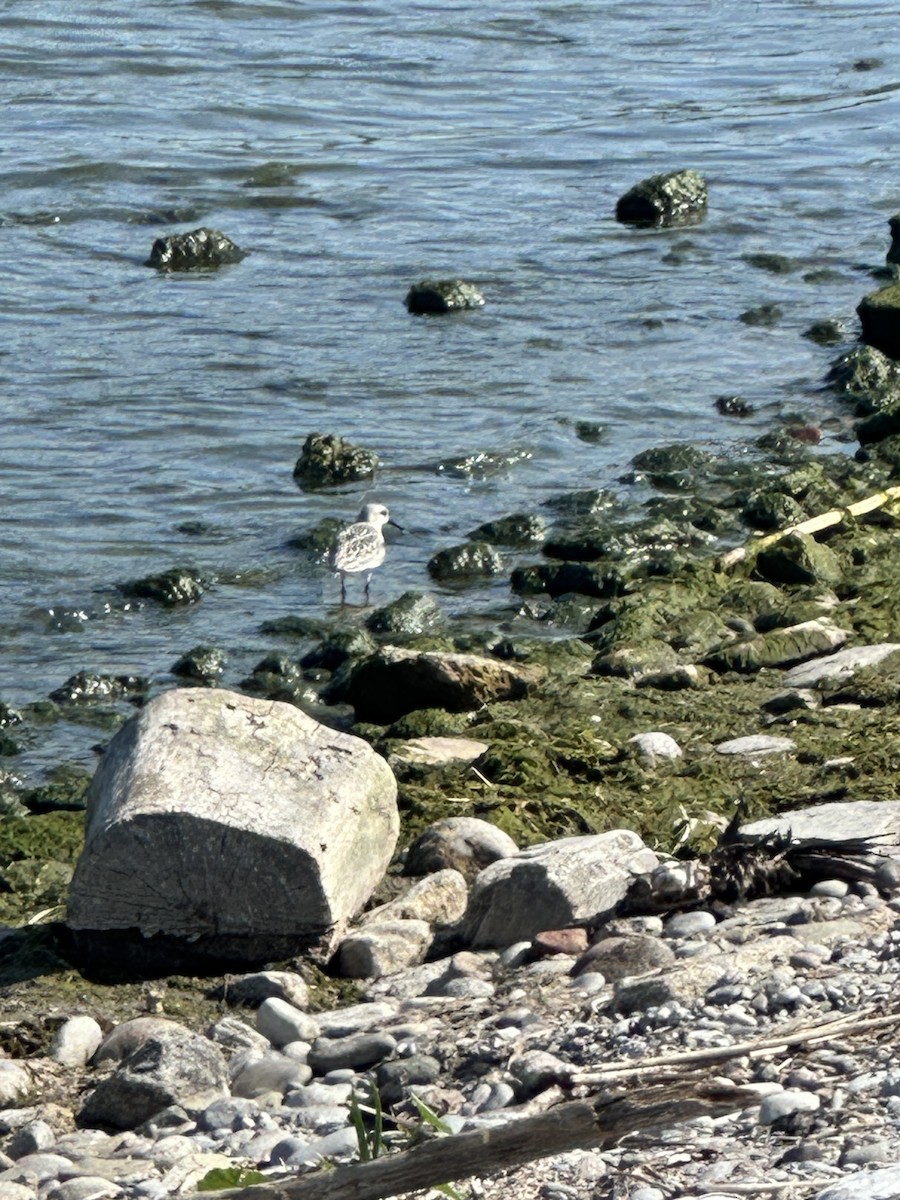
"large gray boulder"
79,1026,228,1130
462,831,658,949
67,688,399,962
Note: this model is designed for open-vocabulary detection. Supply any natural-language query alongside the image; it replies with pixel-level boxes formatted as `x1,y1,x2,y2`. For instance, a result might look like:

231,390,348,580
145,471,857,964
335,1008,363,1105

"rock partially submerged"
405,279,485,314
67,688,399,963
857,282,900,360
145,227,246,270
292,432,379,490
615,169,708,228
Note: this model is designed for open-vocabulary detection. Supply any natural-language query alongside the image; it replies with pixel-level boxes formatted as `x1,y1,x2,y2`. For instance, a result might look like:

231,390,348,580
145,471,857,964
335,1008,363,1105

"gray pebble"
308,1032,397,1074
664,910,717,938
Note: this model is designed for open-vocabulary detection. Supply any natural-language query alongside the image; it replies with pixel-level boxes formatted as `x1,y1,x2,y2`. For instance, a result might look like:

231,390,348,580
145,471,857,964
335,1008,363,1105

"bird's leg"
340,576,347,606
364,572,372,603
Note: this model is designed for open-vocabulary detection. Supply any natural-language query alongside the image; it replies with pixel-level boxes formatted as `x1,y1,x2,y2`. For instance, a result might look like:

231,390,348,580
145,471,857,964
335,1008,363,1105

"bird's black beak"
387,519,403,531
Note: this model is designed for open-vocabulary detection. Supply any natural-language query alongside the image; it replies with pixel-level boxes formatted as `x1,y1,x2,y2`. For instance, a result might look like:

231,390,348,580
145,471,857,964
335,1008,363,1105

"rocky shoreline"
4,242,900,1195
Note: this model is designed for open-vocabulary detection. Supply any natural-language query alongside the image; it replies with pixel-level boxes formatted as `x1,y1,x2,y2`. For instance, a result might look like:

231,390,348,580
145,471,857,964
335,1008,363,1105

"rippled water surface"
2,0,899,772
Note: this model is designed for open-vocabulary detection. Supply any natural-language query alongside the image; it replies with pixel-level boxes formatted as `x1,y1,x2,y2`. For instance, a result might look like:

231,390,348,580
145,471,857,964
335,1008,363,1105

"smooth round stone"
570,971,606,995
268,1135,320,1166
664,910,716,938
810,878,849,899
758,1090,820,1125
230,1051,313,1099
631,1189,665,1200
1,1154,75,1184
308,1032,397,1074
283,1081,353,1108
256,998,320,1048
425,977,495,998
46,1180,124,1200
322,1069,356,1085
50,1016,104,1069
312,1127,359,1160
497,942,532,970
199,1096,260,1133
627,732,682,764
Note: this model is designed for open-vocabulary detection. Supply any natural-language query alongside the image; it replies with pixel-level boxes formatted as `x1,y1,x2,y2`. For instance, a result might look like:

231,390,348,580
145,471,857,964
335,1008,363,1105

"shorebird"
328,502,401,604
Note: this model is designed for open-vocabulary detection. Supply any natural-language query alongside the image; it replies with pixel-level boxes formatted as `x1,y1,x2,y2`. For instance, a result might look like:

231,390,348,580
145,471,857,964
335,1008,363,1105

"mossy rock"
754,532,843,588
384,708,474,739
23,764,93,814
366,592,446,636
857,283,900,361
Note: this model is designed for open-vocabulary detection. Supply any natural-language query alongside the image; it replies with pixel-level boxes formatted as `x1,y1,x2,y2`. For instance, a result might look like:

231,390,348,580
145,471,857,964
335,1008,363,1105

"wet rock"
365,592,445,636
433,448,531,481
337,648,544,723
803,319,846,346
629,443,714,491
292,433,378,491
301,629,376,672
405,279,485,314
463,830,658,949
171,646,226,684
754,532,842,587
120,567,207,607
510,561,617,599
48,672,146,705
79,1028,228,1130
468,513,546,546
858,282,900,360
404,816,519,880
239,653,316,707
427,542,503,582
740,302,783,327
743,252,798,275
715,395,755,418
286,517,343,555
145,227,245,270
742,488,808,530
67,688,399,963
829,344,900,406
615,169,708,228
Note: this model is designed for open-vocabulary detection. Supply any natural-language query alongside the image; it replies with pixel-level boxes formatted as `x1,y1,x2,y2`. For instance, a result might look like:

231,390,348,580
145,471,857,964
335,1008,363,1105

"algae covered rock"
366,591,446,636
468,513,546,547
171,645,226,683
405,279,485,314
857,282,900,361
145,227,246,270
754,532,842,588
338,648,544,723
120,567,207,606
704,618,848,674
629,443,715,491
615,169,708,228
292,433,379,490
427,541,503,582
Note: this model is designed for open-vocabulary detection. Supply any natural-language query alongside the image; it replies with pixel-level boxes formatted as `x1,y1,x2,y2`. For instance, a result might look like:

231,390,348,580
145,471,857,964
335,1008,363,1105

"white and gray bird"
328,502,401,604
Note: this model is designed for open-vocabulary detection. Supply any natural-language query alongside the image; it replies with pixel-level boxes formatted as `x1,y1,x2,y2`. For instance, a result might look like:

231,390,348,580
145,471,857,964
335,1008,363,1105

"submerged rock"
49,672,146,705
145,227,245,270
427,541,503,582
292,433,379,490
120,567,207,607
405,279,485,314
615,169,708,228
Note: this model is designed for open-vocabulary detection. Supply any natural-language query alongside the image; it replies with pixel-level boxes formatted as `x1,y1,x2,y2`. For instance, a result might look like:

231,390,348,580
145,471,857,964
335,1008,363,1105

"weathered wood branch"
718,483,900,569
196,1081,755,1200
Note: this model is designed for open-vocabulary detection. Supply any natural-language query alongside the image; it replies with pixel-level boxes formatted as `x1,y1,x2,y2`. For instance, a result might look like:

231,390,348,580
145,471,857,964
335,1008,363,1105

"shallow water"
1,0,899,774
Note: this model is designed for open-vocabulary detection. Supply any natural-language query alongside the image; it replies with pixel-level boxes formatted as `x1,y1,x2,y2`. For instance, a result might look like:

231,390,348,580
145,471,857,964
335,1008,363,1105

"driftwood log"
718,483,900,569
189,1008,900,1200
199,1080,756,1200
